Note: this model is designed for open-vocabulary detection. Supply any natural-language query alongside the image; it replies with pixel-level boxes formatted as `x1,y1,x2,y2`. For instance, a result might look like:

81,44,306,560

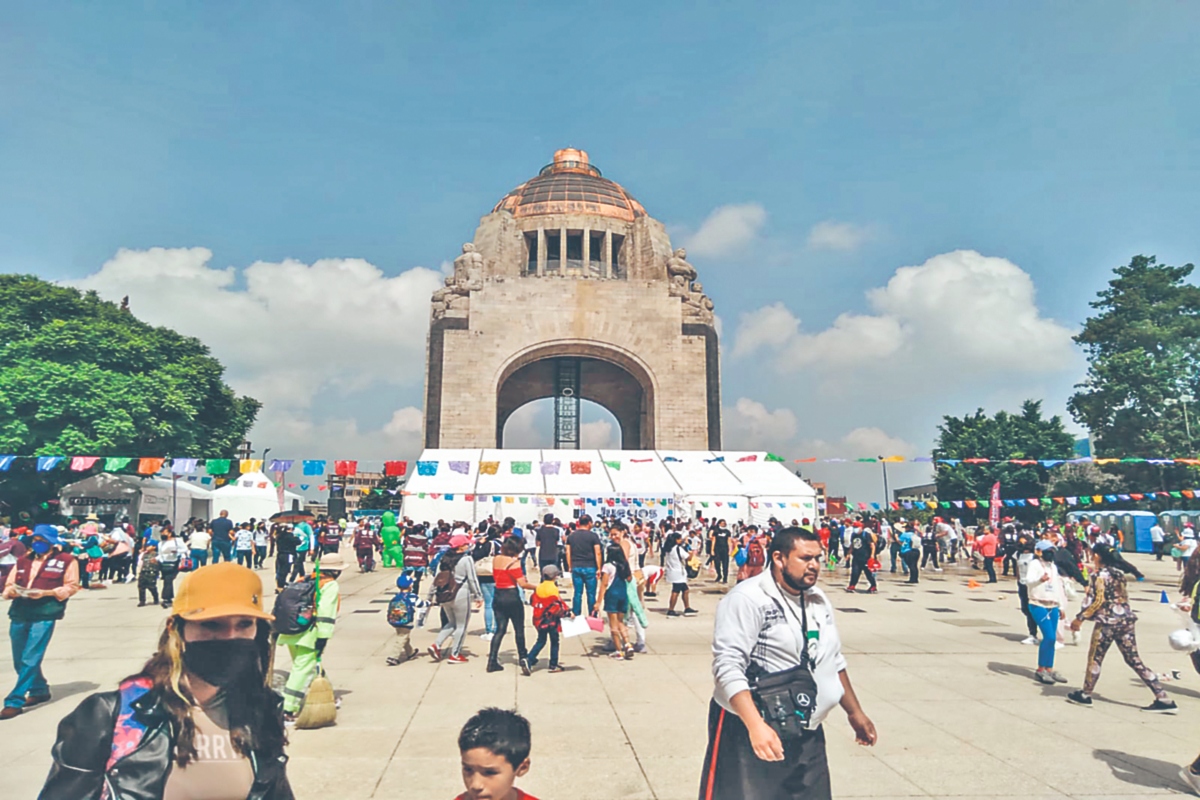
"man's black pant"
698,700,831,800
848,557,876,590
275,553,294,589
1017,582,1037,636
713,552,730,583
1002,550,1017,576
920,540,939,569
983,555,997,583
903,550,920,583
1153,541,1163,561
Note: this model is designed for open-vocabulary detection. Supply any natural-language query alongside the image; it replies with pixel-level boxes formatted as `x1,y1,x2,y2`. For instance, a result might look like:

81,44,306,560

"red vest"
12,552,73,591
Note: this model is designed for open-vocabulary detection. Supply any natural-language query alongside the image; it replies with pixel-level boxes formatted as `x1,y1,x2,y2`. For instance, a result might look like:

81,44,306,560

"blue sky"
4,2,1199,501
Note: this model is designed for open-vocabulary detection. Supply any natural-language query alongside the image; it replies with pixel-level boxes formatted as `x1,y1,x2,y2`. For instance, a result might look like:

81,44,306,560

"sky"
3,2,1199,503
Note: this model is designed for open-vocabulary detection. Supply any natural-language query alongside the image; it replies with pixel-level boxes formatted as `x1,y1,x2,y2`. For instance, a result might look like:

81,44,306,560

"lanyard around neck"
769,580,812,668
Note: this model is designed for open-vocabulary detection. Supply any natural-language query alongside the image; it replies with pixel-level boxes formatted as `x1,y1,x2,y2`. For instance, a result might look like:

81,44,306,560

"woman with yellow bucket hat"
38,562,294,799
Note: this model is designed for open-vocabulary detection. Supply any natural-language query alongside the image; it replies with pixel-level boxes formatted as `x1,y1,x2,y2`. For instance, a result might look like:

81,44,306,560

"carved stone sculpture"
432,243,485,319
666,247,697,298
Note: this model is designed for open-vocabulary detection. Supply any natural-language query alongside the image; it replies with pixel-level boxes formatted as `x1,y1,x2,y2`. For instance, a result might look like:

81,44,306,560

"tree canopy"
0,275,259,516
933,400,1074,508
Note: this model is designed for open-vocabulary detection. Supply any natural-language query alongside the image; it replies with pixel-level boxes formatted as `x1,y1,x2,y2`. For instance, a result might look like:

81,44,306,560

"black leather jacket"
39,687,293,800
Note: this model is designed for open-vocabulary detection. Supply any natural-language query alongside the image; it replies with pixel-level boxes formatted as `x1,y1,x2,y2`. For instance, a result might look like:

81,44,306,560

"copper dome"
493,149,645,223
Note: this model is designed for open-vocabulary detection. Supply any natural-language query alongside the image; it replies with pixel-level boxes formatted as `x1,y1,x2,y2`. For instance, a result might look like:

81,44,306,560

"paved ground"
1,552,1197,799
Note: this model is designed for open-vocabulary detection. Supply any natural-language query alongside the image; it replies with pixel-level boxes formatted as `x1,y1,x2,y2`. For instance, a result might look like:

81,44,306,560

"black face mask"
183,639,261,688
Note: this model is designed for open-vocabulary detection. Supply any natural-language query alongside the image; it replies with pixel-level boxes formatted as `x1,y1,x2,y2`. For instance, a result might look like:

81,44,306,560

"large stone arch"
494,341,657,449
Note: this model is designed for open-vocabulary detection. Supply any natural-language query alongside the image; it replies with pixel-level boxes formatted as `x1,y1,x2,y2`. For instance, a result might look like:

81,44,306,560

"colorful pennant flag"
138,458,165,475
106,457,133,472
334,460,357,476
240,459,263,474
206,459,231,475
0,456,14,471
384,461,408,476
541,461,560,475
70,456,100,471
37,456,64,472
604,460,621,470
268,459,293,472
449,461,470,475
480,461,499,475
417,461,437,476
170,458,197,474
302,460,326,475
570,461,591,475
511,461,531,475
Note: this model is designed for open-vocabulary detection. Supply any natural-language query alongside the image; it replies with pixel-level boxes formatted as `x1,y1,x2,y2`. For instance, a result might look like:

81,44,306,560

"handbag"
749,593,819,739
178,557,195,573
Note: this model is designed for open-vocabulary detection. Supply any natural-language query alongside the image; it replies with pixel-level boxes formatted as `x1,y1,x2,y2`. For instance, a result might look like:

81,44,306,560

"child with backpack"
386,571,430,666
136,544,161,606
526,564,571,673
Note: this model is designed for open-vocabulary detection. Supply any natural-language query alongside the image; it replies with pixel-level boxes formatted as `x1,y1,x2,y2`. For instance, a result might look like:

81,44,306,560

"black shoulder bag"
748,592,819,739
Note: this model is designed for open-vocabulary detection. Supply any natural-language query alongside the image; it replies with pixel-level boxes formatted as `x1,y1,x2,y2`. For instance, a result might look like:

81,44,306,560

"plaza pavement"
1,552,1197,799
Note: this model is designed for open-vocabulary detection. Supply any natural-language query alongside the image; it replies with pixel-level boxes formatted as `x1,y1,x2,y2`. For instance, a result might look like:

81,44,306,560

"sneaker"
1035,670,1056,685
934,568,943,573
867,587,878,594
548,665,564,674
479,632,494,641
1049,670,1067,683
526,656,539,668
1020,636,1038,645
623,645,635,660
446,654,468,664
1178,766,1200,795
1141,699,1178,714
1066,690,1093,707
633,642,647,653
519,658,531,676
385,657,401,666
485,660,504,672
844,586,857,593
1055,642,1064,650
427,644,442,662
283,712,297,727
666,610,681,617
683,608,699,616
608,651,625,660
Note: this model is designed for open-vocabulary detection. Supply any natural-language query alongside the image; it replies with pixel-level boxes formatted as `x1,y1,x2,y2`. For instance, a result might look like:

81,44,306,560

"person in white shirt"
1023,540,1068,684
234,524,255,568
701,526,875,799
1149,522,1165,561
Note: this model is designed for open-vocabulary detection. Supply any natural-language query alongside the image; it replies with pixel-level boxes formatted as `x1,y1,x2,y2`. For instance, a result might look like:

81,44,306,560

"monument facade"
424,148,721,450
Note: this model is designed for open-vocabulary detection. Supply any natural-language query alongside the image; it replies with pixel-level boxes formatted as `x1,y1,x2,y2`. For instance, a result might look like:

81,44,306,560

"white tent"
402,450,818,526
210,471,304,525
59,473,213,530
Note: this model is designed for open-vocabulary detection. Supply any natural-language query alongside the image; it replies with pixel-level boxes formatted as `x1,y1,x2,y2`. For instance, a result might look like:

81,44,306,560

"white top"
1023,557,1066,607
157,538,187,564
711,573,847,730
254,529,270,547
235,530,254,550
663,545,688,585
1150,524,1164,543
188,531,211,551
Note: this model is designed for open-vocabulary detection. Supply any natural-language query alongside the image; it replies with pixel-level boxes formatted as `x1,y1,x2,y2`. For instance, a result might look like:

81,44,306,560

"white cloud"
723,397,798,450
580,419,615,449
70,246,444,460
799,427,918,460
682,203,767,258
732,249,1075,376
806,220,873,251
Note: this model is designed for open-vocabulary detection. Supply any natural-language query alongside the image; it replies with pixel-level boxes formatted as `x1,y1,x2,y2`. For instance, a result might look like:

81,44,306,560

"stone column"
604,229,613,279
582,226,590,277
537,228,546,276
560,226,567,274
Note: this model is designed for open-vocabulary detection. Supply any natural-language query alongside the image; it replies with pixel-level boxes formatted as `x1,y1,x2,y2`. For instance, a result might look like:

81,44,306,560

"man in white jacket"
699,526,876,799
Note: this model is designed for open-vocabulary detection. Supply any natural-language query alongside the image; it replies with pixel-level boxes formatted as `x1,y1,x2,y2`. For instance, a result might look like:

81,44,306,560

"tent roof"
59,472,213,498
405,450,815,499
212,472,303,502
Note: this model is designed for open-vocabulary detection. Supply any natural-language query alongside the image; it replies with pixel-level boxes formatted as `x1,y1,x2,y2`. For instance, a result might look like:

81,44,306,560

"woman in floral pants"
1066,544,1177,713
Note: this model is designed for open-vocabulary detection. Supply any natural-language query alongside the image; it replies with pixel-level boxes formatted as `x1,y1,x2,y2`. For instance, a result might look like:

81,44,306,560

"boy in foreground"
456,707,540,800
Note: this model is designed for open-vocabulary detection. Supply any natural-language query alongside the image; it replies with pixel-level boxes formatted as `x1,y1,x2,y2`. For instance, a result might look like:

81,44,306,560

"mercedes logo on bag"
795,692,812,707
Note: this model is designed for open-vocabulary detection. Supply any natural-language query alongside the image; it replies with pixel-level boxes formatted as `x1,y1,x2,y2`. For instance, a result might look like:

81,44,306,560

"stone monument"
423,148,721,450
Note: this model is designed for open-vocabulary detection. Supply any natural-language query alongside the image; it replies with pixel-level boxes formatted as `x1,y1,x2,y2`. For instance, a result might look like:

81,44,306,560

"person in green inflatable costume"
380,511,404,569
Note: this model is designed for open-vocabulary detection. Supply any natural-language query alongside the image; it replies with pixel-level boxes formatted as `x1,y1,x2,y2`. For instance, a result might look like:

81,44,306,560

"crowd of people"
2,508,1199,798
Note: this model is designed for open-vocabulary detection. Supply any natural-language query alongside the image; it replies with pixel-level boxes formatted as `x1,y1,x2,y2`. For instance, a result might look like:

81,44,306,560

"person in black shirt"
846,522,878,593
273,524,299,591
710,522,732,584
208,510,235,564
535,514,561,573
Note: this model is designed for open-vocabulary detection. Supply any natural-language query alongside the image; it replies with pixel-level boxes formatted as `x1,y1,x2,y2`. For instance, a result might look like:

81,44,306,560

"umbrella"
269,510,315,524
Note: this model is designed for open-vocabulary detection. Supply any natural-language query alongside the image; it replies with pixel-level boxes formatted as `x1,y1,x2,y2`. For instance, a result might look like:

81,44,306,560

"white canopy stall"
59,473,214,530
402,450,817,526
210,471,304,525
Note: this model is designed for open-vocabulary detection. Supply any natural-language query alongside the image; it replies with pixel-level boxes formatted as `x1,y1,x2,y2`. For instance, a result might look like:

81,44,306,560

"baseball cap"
1034,541,1054,552
172,563,273,622
541,564,561,580
449,534,471,549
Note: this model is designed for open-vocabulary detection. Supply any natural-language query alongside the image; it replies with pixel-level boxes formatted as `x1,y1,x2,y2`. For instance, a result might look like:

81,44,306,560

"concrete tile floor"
0,554,1197,799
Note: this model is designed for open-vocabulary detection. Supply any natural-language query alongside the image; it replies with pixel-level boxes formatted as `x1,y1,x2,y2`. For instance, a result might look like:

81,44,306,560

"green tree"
0,275,260,518
933,400,1075,518
1068,255,1200,490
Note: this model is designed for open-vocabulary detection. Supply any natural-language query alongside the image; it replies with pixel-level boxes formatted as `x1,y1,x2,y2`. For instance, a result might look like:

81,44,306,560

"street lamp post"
879,455,890,514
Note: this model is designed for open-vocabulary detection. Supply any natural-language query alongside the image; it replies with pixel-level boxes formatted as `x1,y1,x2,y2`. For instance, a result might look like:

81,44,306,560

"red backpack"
747,539,766,567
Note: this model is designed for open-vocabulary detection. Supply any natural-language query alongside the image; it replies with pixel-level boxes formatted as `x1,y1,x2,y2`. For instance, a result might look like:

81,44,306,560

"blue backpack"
387,592,414,628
